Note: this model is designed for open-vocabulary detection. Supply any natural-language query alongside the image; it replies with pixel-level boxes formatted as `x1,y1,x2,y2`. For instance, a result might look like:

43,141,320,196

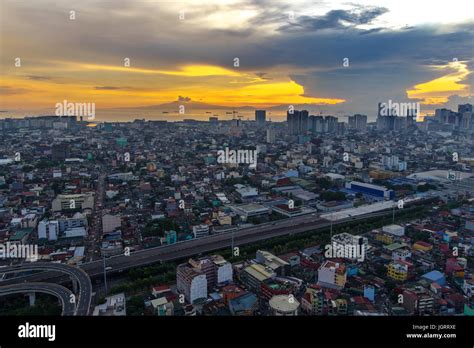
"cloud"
279,7,389,31
178,96,192,102
0,0,472,116
24,75,53,81
255,72,272,80
438,94,474,111
0,86,29,95
95,86,127,90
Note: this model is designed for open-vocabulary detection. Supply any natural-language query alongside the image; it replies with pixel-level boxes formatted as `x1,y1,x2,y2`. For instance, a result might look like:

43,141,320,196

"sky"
0,0,473,121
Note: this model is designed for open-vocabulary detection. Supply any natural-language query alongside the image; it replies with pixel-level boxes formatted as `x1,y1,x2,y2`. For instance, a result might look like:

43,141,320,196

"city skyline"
1,0,473,120
0,2,473,343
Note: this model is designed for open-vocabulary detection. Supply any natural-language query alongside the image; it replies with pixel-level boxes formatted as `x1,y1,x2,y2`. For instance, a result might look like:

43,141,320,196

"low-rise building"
93,293,126,316
150,297,174,316
52,193,94,212
240,264,274,293
192,224,210,239
269,294,300,316
387,260,410,281
317,261,347,289
256,250,290,276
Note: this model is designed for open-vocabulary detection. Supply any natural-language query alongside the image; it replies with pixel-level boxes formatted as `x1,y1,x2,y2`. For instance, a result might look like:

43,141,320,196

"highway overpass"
0,263,92,315
0,282,75,316
0,196,431,302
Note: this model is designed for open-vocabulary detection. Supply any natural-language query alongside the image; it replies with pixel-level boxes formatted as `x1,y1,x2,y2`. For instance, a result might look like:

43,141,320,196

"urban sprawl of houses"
0,103,473,316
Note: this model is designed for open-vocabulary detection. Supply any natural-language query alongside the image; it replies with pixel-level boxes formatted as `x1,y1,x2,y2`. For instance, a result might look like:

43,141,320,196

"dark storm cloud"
279,7,389,31
1,0,472,115
3,0,471,73
242,23,474,71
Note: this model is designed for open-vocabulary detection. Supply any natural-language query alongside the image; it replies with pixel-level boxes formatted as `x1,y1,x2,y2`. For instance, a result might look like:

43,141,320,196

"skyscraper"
325,116,338,133
309,115,325,134
458,104,474,132
287,110,309,135
255,110,266,127
348,114,367,132
377,103,409,131
266,127,276,143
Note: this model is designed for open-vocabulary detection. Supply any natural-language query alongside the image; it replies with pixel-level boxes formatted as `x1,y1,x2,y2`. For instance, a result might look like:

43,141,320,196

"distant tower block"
255,110,266,127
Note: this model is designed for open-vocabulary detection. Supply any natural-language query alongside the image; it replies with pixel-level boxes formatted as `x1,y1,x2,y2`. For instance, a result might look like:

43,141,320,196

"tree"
320,191,346,202
315,177,332,189
127,295,145,316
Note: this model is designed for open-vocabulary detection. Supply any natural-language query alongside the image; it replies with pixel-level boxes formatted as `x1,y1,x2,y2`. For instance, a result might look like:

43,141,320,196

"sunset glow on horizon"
1,0,472,117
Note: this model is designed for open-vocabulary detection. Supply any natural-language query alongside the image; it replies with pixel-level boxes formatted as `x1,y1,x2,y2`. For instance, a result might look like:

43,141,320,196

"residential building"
269,294,300,316
317,261,347,289
255,110,266,127
192,224,210,239
52,193,94,212
176,263,207,304
102,214,121,234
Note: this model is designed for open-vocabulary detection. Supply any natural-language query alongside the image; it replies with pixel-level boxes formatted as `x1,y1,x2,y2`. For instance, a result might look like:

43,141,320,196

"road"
0,263,92,315
0,196,431,307
0,282,76,316
81,199,428,277
86,172,106,261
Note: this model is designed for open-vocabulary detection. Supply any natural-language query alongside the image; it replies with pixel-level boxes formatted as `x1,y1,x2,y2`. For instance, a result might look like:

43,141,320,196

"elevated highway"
0,263,92,315
0,282,75,316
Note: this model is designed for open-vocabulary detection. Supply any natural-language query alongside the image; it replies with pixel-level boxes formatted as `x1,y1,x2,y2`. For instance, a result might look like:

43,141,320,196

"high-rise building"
287,110,309,135
428,104,473,133
377,103,412,131
176,264,207,303
458,104,472,114
255,110,266,127
266,127,276,143
310,115,325,133
336,121,346,135
188,255,233,290
377,114,408,131
177,255,233,303
348,114,367,132
325,116,338,133
458,104,473,132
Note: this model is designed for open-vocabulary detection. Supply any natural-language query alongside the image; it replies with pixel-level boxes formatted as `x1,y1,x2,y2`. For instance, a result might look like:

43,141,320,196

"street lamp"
103,255,108,296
